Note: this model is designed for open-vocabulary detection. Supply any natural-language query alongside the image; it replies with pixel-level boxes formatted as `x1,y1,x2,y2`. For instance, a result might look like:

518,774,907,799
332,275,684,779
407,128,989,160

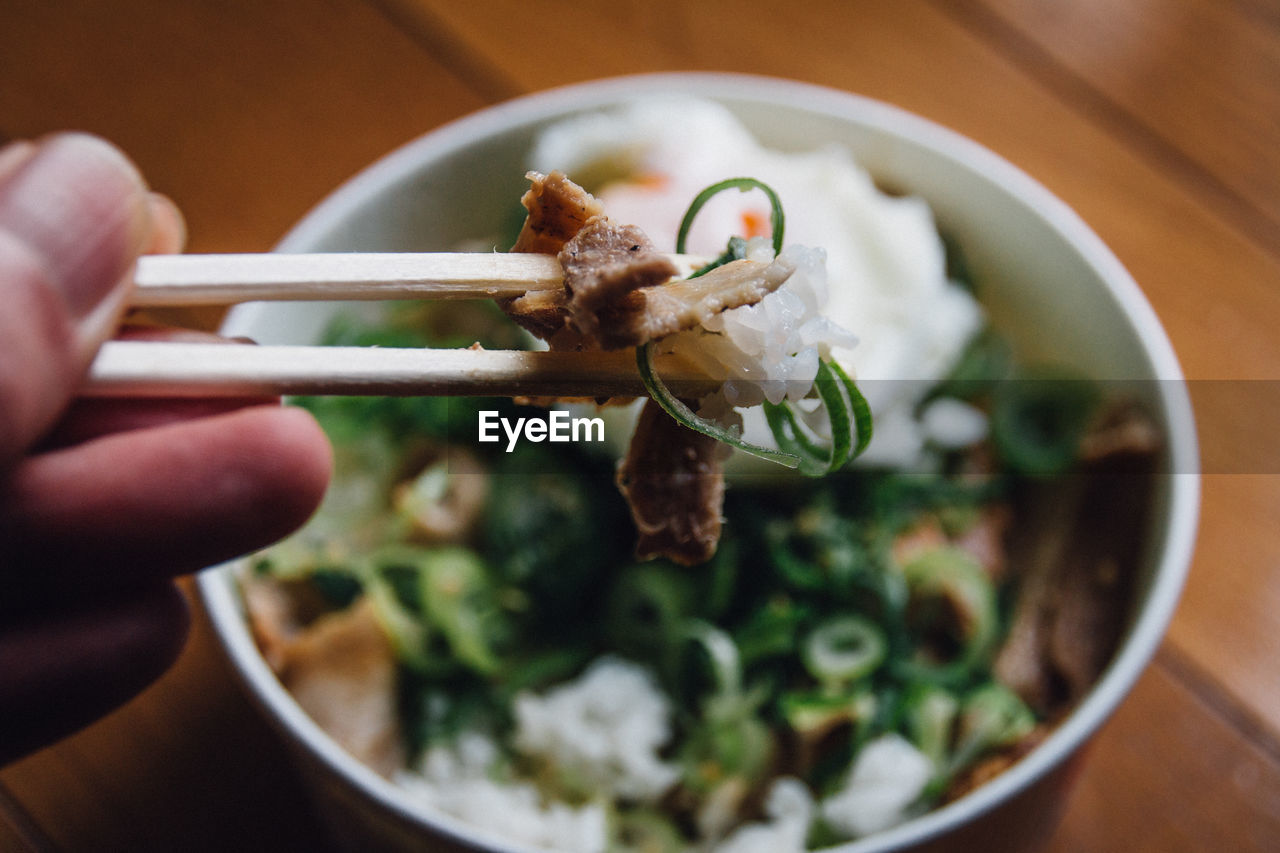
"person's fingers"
145,192,186,255
0,133,152,469
39,397,282,451
0,583,188,766
0,406,332,588
113,325,251,344
39,327,274,450
0,141,37,183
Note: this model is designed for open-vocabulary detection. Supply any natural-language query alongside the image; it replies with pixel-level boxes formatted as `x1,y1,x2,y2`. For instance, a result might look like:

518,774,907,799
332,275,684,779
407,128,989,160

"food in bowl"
238,97,1160,852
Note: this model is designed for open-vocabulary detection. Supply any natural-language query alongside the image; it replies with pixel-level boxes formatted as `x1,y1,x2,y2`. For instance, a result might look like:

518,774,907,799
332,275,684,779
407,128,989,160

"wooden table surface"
2,1,1278,850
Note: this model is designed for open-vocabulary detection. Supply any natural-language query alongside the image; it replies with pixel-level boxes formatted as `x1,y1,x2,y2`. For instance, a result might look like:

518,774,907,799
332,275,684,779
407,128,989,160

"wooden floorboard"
0,0,490,254
954,0,1280,255
1044,658,1280,852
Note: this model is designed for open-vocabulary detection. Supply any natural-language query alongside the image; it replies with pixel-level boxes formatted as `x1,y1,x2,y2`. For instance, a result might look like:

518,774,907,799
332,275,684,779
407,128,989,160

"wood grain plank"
950,0,1280,255
1045,654,1280,852
0,0,490,254
387,0,1280,737
0,782,50,852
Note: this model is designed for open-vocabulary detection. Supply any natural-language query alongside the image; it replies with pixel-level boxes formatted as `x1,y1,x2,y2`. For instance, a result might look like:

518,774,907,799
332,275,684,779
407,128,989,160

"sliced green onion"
831,359,874,460
763,359,873,476
765,521,829,592
679,710,774,792
636,342,801,468
802,615,888,688
417,547,504,676
949,683,1036,771
733,596,810,665
676,177,785,276
604,564,695,658
780,688,878,739
900,547,998,677
611,809,686,853
309,569,363,609
991,367,1100,478
678,619,745,700
363,547,435,672
363,544,504,676
901,682,959,769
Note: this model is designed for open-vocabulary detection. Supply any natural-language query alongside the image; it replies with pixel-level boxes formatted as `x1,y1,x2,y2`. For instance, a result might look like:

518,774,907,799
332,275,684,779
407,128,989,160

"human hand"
0,134,332,765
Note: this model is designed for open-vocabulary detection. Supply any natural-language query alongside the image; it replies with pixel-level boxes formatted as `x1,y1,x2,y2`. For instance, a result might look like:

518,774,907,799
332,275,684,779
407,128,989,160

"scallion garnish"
676,177,785,277
763,359,874,476
636,341,801,469
638,178,875,474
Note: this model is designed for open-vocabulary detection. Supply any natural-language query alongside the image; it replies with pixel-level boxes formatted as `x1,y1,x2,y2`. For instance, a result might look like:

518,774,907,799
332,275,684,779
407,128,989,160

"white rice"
512,656,680,802
712,777,814,853
819,734,934,838
659,239,857,411
919,396,989,450
395,732,608,853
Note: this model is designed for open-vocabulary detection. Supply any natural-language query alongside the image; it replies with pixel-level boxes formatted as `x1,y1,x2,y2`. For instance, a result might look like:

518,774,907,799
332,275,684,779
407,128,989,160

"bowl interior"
201,73,1198,853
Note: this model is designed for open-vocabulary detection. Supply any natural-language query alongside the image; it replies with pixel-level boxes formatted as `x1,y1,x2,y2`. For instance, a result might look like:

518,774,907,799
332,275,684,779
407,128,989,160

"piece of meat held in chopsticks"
504,171,794,352
558,216,678,344
502,171,800,565
560,217,796,350
616,398,725,566
510,169,605,255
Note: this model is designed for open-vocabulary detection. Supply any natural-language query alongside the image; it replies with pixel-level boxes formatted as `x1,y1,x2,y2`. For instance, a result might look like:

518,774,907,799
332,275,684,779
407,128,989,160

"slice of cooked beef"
501,294,572,346
510,170,604,255
994,403,1159,714
588,255,794,351
943,724,1051,803
243,574,341,673
279,597,405,778
504,170,601,348
951,505,1013,583
616,399,725,566
992,482,1081,713
558,216,678,343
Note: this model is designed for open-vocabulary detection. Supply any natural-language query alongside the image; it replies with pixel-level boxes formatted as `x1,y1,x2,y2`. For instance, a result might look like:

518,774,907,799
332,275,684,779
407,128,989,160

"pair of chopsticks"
85,253,713,399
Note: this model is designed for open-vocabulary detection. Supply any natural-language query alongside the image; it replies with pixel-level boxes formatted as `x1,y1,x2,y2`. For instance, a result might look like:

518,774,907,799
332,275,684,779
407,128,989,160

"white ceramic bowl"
198,73,1199,852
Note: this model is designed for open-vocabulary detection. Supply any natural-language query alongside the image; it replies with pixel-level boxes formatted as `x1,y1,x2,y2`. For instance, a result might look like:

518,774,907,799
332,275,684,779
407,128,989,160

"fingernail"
0,141,37,184
0,133,150,319
144,192,187,256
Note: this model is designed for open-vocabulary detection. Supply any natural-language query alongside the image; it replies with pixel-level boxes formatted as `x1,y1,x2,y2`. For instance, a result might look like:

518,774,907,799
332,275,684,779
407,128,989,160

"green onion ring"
676,177,785,277
636,342,801,468
802,615,888,687
763,359,874,476
679,619,745,698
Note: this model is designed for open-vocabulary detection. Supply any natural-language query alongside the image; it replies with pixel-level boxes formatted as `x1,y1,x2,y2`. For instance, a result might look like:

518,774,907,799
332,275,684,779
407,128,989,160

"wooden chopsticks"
82,252,713,398
84,343,716,399
129,252,565,305
129,252,705,305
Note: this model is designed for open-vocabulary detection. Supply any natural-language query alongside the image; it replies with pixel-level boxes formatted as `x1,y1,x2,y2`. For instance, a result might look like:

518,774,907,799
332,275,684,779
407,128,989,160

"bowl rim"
199,71,1200,852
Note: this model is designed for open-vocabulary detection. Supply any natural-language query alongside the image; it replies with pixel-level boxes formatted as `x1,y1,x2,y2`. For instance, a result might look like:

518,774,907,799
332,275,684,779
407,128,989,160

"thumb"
0,133,152,468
